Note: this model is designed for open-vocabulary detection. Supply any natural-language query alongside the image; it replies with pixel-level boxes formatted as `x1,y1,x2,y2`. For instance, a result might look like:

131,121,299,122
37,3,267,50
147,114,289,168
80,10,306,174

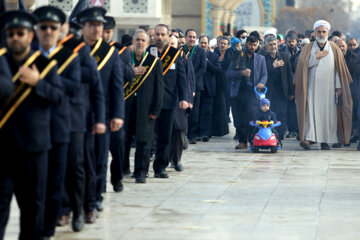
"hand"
132,64,146,76
189,103,193,109
242,69,251,77
193,92,195,97
179,100,189,110
110,118,124,132
336,88,342,97
219,55,224,62
92,123,106,134
257,83,264,89
149,114,157,120
315,49,329,59
273,59,285,68
289,95,295,101
19,64,40,86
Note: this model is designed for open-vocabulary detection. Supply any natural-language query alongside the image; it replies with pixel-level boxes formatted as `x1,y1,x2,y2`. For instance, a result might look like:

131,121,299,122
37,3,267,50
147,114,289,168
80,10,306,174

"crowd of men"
0,3,359,240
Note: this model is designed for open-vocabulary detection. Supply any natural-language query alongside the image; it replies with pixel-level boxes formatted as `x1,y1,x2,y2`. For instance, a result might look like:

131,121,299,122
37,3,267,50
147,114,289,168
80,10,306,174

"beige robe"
305,41,341,143
294,41,353,144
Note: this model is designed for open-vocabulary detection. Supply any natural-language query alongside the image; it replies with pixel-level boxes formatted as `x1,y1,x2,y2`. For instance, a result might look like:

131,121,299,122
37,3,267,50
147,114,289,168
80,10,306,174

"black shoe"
188,138,196,144
174,162,183,172
135,177,146,183
96,201,104,212
154,170,169,178
112,181,124,192
123,169,131,176
202,136,209,142
332,143,342,148
72,214,85,232
321,143,330,150
195,137,201,141
233,135,239,140
41,237,51,240
350,135,359,143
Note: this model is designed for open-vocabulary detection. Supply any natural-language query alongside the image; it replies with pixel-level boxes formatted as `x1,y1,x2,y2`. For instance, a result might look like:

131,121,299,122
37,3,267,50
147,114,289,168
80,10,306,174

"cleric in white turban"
313,20,331,31
294,19,353,150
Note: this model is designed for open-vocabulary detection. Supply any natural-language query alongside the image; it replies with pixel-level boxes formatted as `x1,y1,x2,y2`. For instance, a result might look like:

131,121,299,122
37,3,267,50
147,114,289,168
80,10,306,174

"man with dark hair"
198,35,222,141
184,28,207,144
264,35,294,144
149,24,188,177
348,38,359,52
235,29,247,40
77,6,124,212
0,10,63,239
227,35,268,149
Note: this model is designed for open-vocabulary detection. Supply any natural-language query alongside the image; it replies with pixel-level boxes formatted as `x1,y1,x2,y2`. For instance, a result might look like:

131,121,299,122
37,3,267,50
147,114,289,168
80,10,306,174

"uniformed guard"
0,10,63,240
149,24,189,177
124,29,163,183
56,21,106,225
33,5,83,235
76,6,124,212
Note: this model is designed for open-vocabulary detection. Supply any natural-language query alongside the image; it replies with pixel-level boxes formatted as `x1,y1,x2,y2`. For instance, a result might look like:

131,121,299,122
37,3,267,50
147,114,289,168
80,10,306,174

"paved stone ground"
4,126,360,240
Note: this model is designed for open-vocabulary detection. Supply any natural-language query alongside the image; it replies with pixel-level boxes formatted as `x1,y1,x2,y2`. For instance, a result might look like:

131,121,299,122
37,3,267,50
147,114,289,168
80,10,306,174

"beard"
316,36,327,44
9,40,28,55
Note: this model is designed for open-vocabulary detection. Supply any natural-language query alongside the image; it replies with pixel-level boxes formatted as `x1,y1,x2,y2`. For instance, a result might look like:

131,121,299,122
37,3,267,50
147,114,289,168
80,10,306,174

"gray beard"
316,36,327,44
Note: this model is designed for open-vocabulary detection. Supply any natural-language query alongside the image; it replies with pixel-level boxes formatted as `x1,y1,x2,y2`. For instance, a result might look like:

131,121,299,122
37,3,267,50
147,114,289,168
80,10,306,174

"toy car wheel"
253,146,259,153
271,146,277,153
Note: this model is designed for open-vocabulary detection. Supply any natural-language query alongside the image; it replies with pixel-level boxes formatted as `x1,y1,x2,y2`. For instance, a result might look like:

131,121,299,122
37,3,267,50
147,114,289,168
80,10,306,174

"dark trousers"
271,97,288,140
287,100,298,133
187,90,202,139
153,108,175,172
109,129,125,184
170,129,184,164
94,129,110,203
84,131,97,212
43,143,68,237
199,90,214,137
63,132,85,218
0,146,47,240
231,86,258,143
124,98,151,178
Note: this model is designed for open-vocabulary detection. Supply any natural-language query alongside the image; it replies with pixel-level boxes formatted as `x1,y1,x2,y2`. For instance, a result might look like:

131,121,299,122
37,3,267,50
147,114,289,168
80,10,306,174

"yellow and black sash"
109,41,127,56
48,45,78,75
0,51,57,128
160,45,181,76
124,52,158,100
0,47,7,57
59,34,86,54
90,37,115,71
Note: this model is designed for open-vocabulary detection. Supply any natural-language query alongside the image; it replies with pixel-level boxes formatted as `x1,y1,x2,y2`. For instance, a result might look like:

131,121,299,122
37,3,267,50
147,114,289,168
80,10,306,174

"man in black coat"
33,5,83,235
76,7,124,212
0,10,63,240
149,24,188,178
264,35,294,143
124,29,163,183
183,29,207,144
198,35,222,141
57,23,106,225
103,15,134,192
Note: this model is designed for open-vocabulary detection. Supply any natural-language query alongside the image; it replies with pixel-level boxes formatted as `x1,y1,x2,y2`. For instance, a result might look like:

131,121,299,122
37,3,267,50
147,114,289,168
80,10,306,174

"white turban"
313,20,331,31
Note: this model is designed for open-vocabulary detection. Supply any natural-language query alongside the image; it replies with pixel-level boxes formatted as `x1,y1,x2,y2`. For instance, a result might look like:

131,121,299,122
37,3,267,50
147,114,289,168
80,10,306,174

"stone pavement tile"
250,223,315,240
316,220,360,240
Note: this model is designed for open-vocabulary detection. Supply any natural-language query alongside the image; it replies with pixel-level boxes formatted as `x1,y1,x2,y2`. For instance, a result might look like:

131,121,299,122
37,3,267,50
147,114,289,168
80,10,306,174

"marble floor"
4,128,360,240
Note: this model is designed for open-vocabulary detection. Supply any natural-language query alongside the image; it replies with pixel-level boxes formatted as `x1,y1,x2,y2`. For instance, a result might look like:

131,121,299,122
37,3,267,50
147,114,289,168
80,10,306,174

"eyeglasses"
240,36,247,39
6,31,25,38
39,25,59,31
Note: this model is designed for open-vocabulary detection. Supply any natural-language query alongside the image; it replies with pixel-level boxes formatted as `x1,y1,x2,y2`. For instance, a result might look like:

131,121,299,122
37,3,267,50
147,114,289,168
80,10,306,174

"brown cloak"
294,41,353,144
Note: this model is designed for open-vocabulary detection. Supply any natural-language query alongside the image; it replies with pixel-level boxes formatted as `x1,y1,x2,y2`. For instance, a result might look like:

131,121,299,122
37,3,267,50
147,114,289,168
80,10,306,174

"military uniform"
0,11,63,240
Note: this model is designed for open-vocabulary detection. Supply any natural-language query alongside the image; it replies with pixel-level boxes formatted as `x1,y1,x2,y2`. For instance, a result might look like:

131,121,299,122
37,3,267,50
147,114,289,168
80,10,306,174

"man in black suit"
103,15,134,190
56,21,106,225
198,35,222,141
183,29,207,144
0,10,63,240
124,29,163,183
76,7,124,213
149,24,188,177
264,35,294,144
33,5,82,235
0,50,14,101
